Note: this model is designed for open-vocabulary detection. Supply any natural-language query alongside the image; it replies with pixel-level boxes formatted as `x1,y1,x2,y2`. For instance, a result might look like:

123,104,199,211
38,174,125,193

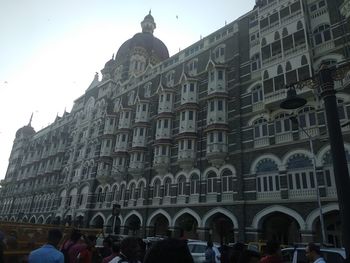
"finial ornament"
149,9,151,15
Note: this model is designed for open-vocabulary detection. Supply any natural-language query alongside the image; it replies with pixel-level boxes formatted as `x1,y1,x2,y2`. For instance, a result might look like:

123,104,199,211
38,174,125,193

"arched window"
97,188,103,203
277,65,284,75
178,176,186,196
252,85,263,104
301,55,308,65
287,154,315,193
153,179,161,198
222,169,233,192
190,174,199,195
129,183,136,200
256,158,280,194
263,70,269,80
282,28,288,37
253,118,268,138
251,53,261,71
274,31,280,40
286,61,292,71
138,182,145,199
207,172,216,193
275,113,292,134
164,178,171,197
313,24,331,45
112,185,118,201
297,107,317,128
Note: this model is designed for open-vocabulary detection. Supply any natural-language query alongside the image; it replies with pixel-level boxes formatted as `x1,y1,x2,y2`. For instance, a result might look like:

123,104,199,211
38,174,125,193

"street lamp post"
290,116,326,244
280,64,350,258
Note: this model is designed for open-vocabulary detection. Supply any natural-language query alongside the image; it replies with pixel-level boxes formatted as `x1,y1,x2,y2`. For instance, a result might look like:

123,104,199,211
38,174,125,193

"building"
1,1,350,246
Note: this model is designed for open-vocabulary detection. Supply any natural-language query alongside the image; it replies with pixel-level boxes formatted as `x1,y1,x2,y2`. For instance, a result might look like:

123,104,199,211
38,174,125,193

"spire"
28,113,33,127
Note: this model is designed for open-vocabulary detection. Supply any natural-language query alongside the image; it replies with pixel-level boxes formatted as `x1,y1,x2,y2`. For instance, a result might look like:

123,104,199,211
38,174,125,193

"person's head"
306,243,322,261
85,235,97,248
47,229,63,248
207,241,213,248
144,238,194,263
120,237,142,261
265,240,280,255
103,238,112,248
70,229,82,242
111,242,121,254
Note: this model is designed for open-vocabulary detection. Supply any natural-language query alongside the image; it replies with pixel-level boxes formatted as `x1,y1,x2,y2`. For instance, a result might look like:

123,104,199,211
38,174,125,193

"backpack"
61,241,75,263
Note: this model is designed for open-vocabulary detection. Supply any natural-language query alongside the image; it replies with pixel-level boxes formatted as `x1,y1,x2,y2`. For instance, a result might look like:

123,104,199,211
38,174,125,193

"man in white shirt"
305,243,326,263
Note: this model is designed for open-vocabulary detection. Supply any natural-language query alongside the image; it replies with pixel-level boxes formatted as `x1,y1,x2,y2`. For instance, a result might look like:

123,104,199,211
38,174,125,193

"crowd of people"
21,228,331,263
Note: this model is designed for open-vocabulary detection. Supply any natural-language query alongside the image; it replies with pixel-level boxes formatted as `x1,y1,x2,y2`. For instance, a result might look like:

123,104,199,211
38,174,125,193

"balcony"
177,150,196,171
206,143,227,167
280,10,302,25
96,169,114,184
176,195,187,204
257,191,281,200
153,156,170,174
299,127,319,139
189,194,199,204
275,132,293,144
254,137,269,148
314,41,335,57
284,43,307,59
264,86,314,111
221,192,233,202
289,188,317,199
262,53,282,67
206,193,217,203
128,161,145,177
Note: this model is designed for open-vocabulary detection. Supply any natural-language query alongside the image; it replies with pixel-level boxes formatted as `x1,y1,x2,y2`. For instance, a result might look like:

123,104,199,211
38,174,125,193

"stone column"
197,227,210,241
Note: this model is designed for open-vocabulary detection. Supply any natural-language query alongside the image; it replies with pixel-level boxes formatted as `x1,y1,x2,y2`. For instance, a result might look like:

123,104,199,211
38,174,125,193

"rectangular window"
257,178,261,192
218,100,223,111
122,134,126,141
288,174,293,189
269,176,273,191
210,101,215,111
166,93,171,101
218,132,223,142
295,173,301,189
158,120,161,128
210,133,214,143
164,119,169,128
218,70,223,80
125,112,129,118
210,71,215,82
301,172,308,188
325,170,332,187
276,175,280,190
180,140,184,150
183,85,187,93
142,104,147,111
189,111,194,120
263,177,268,191
187,140,192,150
190,83,195,92
310,171,315,188
161,146,167,155
140,128,144,136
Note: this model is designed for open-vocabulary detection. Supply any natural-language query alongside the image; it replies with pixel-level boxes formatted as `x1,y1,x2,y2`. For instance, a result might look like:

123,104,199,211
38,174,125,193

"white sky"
0,0,255,180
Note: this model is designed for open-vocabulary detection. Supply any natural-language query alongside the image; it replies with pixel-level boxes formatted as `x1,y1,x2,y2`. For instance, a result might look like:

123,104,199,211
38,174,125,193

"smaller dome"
16,125,35,138
104,58,116,69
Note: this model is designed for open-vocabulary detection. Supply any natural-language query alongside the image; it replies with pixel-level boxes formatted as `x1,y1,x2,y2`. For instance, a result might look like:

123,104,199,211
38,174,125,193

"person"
229,242,246,263
61,229,84,263
100,238,112,259
259,240,282,263
28,228,64,263
102,242,120,263
204,241,216,263
76,235,101,263
213,244,221,263
143,238,194,263
305,243,326,263
109,237,142,263
238,249,260,263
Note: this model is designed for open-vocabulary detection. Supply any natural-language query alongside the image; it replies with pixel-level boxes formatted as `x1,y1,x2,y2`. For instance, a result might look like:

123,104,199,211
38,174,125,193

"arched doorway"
124,215,141,236
207,214,234,245
261,212,300,244
314,210,342,247
150,214,169,237
91,215,104,229
175,213,198,239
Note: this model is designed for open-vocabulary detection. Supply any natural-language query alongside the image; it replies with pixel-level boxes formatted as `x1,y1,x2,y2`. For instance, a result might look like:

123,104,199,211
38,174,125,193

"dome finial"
141,11,156,34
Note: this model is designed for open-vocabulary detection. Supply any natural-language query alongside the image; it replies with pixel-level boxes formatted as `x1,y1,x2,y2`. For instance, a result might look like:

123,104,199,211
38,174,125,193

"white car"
281,247,345,263
187,240,221,263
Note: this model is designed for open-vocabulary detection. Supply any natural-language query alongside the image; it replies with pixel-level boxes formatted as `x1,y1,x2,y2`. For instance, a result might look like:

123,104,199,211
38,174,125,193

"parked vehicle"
281,247,345,263
187,240,220,263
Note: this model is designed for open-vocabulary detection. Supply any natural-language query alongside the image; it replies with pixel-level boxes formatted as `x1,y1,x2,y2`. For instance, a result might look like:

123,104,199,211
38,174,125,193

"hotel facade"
1,0,350,246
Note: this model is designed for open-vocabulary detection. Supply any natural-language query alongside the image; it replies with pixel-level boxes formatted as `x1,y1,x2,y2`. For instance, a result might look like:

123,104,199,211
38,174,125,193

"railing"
289,188,317,199
257,191,281,200
275,132,293,144
254,137,270,148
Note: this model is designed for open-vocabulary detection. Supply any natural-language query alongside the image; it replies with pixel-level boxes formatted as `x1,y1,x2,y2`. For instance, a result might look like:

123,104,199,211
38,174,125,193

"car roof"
281,247,346,258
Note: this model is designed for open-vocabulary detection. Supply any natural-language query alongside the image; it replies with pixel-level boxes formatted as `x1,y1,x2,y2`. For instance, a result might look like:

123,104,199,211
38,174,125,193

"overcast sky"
0,0,255,180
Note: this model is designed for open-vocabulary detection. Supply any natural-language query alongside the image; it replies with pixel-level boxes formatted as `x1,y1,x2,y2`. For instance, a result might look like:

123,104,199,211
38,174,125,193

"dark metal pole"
318,65,350,258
